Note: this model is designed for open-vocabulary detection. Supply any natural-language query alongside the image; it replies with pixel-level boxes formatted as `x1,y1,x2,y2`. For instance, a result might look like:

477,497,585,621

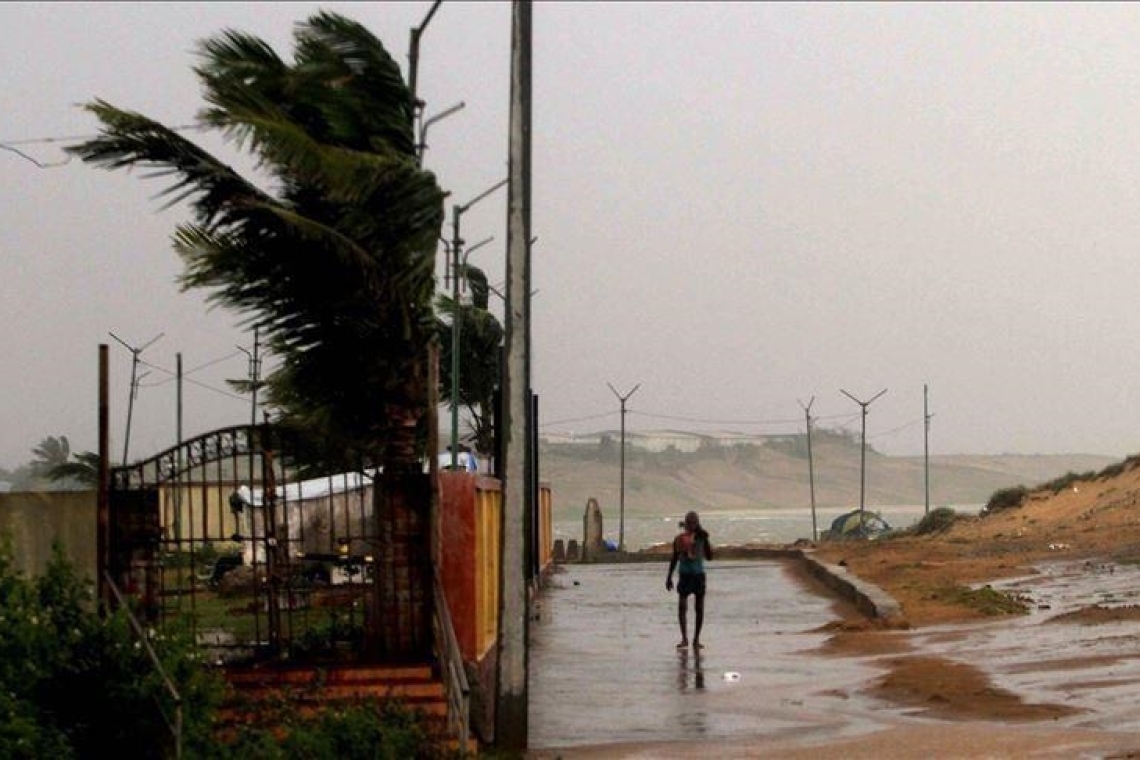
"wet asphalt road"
528,557,1140,754
528,559,904,751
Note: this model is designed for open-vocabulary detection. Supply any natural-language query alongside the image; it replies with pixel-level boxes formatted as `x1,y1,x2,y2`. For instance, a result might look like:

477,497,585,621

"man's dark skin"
665,511,713,649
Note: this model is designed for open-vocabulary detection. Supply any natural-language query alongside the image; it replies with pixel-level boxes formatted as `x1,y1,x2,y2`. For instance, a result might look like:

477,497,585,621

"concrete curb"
798,551,904,623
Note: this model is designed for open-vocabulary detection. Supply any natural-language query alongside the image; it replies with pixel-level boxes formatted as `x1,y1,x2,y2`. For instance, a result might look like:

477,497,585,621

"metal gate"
105,425,380,663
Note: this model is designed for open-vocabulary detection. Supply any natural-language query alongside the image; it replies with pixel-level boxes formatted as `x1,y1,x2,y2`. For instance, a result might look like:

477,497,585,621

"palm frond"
66,101,274,228
71,11,446,469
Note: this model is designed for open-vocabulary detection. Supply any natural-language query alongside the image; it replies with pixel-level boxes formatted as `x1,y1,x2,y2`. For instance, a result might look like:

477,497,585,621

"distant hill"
540,430,1120,524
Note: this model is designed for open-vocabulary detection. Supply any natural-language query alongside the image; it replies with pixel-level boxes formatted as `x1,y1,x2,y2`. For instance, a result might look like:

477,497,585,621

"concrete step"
225,663,434,686
217,661,474,753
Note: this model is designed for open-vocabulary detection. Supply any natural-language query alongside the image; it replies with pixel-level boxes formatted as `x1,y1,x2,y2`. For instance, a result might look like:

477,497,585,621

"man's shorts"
677,572,706,597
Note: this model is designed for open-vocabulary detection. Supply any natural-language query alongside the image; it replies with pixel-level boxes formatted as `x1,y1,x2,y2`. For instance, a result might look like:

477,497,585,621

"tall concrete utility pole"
497,0,532,750
607,382,640,551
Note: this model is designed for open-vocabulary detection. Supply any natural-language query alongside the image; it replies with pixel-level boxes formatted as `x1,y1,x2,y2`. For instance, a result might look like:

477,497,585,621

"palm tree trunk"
368,472,432,659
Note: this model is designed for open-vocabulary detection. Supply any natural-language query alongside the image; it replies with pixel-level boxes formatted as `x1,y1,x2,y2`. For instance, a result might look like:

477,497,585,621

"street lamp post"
407,1,443,123
799,396,818,541
109,331,163,465
450,179,508,468
840,388,888,519
460,236,494,294
607,382,640,552
417,101,465,162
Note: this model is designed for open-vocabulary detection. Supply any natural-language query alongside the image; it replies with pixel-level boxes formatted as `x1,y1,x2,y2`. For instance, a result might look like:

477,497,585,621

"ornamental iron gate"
105,425,385,663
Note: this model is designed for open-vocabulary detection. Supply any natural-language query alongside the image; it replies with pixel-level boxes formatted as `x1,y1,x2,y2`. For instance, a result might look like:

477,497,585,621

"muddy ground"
809,458,1140,727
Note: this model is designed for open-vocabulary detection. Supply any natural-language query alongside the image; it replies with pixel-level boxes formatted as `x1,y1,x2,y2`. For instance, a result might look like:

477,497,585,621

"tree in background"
69,11,445,657
47,451,99,489
436,263,504,458
29,436,70,478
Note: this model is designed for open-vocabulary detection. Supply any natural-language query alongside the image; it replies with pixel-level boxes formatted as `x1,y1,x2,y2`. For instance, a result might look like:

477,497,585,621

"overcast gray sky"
4,1,1140,468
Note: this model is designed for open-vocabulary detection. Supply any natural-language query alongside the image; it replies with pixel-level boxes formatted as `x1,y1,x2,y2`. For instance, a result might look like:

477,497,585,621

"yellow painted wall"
0,491,96,579
538,484,553,571
474,484,501,659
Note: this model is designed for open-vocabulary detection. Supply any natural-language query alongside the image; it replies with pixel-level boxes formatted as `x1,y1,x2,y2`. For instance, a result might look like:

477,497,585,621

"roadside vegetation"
0,537,450,759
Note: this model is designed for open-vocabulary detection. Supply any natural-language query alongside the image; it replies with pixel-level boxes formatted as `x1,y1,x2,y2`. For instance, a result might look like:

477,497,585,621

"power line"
0,143,70,169
137,358,249,403
539,408,863,433
138,350,244,387
0,123,206,146
539,410,615,428
868,418,924,441
627,409,858,427
1,123,207,169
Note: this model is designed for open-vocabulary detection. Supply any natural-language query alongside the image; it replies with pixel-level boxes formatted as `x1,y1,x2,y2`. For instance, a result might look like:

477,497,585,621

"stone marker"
583,497,605,561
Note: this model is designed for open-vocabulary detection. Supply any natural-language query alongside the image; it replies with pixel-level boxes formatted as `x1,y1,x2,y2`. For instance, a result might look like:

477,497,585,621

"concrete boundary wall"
0,491,96,579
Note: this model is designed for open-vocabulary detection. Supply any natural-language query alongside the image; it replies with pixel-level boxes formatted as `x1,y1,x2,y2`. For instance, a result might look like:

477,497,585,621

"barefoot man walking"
665,510,713,649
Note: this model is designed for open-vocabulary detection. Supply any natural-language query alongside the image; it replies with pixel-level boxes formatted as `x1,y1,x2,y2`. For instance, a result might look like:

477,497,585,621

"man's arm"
700,529,713,561
666,536,680,590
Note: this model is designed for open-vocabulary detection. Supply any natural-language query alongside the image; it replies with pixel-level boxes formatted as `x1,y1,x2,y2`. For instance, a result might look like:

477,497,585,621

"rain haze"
3,1,1140,470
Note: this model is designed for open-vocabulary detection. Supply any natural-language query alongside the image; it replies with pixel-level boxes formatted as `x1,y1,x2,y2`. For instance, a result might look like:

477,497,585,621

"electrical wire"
868,418,924,441
627,409,860,427
135,358,249,403
1,123,206,169
0,143,70,168
539,411,615,428
0,124,206,146
138,351,245,387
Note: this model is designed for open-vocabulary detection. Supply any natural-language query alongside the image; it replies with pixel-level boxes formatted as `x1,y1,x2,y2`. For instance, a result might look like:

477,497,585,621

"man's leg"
692,591,704,648
677,592,689,647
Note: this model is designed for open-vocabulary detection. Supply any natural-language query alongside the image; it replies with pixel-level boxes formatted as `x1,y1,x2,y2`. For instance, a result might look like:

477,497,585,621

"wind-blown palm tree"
48,451,100,488
69,12,445,657
31,436,71,477
437,263,504,458
70,12,443,471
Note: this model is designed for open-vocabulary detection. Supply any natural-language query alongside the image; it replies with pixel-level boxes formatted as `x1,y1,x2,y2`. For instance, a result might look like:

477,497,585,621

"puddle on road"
904,559,1140,732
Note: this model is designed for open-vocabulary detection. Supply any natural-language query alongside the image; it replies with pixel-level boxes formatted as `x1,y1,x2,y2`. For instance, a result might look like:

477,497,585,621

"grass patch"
933,584,1028,616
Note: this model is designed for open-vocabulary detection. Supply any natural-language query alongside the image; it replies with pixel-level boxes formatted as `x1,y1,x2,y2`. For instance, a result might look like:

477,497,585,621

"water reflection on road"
529,560,899,750
675,648,706,693
529,557,1140,753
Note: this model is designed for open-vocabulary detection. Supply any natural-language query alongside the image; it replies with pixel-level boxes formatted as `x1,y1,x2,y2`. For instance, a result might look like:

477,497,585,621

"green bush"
0,538,224,759
0,538,449,759
982,486,1028,516
1041,470,1096,495
913,506,959,535
222,700,451,760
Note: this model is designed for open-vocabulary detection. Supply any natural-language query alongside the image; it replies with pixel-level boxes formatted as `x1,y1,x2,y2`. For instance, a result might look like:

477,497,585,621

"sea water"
552,504,983,552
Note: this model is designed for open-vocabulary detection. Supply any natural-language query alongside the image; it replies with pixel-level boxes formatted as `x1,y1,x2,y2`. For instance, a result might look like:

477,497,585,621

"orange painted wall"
438,474,554,663
439,473,502,661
